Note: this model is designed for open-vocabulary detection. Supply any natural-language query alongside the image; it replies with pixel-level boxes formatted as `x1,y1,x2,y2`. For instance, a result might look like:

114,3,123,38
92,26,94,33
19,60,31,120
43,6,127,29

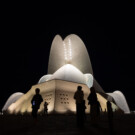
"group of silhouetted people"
74,85,114,134
73,86,102,127
31,86,114,134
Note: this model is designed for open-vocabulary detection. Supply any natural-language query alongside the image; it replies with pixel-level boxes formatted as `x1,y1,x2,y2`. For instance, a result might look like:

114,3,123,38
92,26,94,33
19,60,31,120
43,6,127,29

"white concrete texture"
2,92,24,111
48,34,93,74
107,91,130,113
38,64,93,88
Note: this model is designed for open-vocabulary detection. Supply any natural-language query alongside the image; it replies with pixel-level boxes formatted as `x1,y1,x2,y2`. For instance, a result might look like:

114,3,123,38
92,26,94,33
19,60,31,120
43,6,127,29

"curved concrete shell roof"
48,34,93,74
47,34,104,92
48,64,86,84
39,64,94,88
38,74,52,84
107,91,130,113
2,92,24,111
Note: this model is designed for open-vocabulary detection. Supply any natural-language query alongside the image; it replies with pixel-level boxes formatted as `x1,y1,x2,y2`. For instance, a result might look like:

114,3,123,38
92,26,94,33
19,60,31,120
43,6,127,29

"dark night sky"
0,4,135,111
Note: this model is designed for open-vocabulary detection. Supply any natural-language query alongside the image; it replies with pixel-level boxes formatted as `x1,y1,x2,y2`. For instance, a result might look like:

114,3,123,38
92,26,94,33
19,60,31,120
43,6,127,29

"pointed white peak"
48,34,93,74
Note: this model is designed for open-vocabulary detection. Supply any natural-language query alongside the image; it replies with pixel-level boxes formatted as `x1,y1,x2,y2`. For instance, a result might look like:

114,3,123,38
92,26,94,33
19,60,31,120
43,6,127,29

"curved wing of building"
39,64,94,88
48,64,86,84
38,74,52,84
48,34,93,74
2,92,24,112
107,91,130,113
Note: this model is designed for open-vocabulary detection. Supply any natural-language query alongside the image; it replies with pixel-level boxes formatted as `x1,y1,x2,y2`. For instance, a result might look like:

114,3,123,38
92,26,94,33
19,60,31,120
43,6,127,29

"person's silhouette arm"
31,95,35,104
87,95,90,104
82,91,84,98
99,103,102,111
74,92,76,99
40,95,43,103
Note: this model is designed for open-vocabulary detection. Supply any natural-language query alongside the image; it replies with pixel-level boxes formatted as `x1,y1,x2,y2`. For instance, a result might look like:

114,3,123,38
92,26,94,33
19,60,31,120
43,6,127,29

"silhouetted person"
44,101,48,115
97,100,102,120
107,100,114,135
74,86,84,128
31,88,43,120
81,99,87,123
87,87,100,125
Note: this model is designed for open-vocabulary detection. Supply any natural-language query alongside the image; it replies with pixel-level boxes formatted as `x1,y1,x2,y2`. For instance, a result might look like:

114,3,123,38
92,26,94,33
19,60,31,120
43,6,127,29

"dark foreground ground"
0,113,135,135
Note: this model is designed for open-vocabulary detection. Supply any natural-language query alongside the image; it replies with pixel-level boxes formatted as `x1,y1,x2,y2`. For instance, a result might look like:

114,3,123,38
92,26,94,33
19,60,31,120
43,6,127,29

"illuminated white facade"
107,91,130,113
3,34,130,114
39,64,94,88
7,80,118,114
48,35,93,74
2,92,24,112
